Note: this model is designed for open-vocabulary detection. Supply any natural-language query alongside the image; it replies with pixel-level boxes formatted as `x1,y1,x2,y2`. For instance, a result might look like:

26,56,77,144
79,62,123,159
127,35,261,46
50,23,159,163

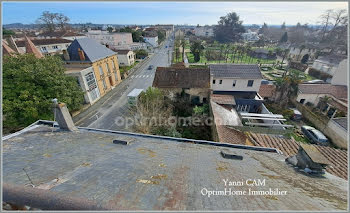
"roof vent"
220,149,243,160
113,139,129,145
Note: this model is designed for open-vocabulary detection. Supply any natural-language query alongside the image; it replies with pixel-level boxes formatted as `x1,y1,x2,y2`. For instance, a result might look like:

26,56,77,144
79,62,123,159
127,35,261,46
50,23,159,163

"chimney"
285,143,330,174
62,49,70,61
52,101,78,131
77,48,85,61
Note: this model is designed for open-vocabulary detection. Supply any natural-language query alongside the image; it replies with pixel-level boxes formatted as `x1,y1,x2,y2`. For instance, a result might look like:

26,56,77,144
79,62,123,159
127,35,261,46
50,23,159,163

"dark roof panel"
332,117,348,131
210,64,262,79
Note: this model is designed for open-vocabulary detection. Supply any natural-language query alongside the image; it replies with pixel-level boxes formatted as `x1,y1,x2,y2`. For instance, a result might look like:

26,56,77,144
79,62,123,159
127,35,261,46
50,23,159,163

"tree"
214,12,245,43
259,22,268,34
36,11,70,32
3,28,15,36
157,30,166,44
107,27,113,33
280,49,290,67
190,41,203,62
281,22,286,30
132,30,144,42
273,71,302,107
3,54,84,132
297,45,306,61
135,49,148,59
280,32,288,43
180,39,186,61
301,54,309,64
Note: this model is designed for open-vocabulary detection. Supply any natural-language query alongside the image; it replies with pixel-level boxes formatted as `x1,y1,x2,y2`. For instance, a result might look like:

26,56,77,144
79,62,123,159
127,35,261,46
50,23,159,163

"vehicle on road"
301,126,329,146
148,65,154,70
290,108,302,121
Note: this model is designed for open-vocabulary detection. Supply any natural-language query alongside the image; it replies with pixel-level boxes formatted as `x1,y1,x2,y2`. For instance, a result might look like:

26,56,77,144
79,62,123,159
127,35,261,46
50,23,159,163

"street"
75,35,174,131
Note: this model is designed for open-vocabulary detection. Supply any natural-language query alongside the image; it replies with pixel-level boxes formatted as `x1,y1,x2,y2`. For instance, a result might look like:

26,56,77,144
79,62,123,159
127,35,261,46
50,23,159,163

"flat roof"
127,88,144,97
2,123,347,211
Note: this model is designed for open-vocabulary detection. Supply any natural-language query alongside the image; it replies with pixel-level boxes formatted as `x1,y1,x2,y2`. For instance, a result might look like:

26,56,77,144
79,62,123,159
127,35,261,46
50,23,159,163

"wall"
296,93,327,105
117,52,135,66
331,59,348,86
327,119,347,149
210,76,261,92
144,37,158,47
312,60,338,76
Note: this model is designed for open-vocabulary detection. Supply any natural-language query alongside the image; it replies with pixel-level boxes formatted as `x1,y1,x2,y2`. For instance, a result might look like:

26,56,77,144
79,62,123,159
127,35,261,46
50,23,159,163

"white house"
312,55,347,76
194,26,214,37
209,64,262,93
289,44,317,61
331,59,348,86
143,35,158,47
37,31,86,41
113,49,135,66
242,30,259,42
86,30,133,49
15,38,72,56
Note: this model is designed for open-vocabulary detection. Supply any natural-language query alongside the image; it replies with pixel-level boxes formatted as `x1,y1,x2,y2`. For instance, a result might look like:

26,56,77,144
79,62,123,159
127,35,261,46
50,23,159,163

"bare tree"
36,11,57,32
56,13,70,31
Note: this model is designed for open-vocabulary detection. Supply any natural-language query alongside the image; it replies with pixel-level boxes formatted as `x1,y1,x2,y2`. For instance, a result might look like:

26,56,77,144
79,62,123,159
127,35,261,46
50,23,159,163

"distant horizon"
2,2,348,26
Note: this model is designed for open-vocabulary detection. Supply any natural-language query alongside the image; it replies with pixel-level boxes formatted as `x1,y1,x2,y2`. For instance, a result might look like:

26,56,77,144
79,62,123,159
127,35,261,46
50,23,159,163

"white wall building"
242,30,259,42
194,26,214,37
114,49,135,66
86,30,133,49
15,38,72,56
331,59,348,86
143,35,158,47
209,64,262,92
312,56,347,76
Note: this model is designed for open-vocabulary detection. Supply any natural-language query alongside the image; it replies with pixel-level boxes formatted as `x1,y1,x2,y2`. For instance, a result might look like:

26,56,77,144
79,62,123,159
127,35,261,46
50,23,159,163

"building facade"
86,30,133,49
194,26,214,37
15,38,72,56
143,35,158,47
114,49,135,66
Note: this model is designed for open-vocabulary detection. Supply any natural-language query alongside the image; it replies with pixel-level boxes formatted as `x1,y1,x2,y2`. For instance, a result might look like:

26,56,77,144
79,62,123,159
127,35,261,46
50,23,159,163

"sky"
2,1,348,26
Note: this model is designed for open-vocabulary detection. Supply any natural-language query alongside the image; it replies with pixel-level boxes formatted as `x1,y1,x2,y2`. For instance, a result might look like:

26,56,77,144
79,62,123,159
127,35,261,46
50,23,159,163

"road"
76,35,174,131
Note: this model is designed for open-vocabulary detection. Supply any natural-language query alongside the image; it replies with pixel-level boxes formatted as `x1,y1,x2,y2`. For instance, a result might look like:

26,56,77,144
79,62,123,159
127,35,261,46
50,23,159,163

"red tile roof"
298,84,348,99
2,41,16,56
24,36,43,58
216,126,250,145
259,84,276,98
248,133,348,179
210,94,236,105
15,38,72,47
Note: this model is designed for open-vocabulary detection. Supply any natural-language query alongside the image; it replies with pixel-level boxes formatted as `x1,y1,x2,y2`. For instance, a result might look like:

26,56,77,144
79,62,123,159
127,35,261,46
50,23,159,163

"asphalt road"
76,35,174,131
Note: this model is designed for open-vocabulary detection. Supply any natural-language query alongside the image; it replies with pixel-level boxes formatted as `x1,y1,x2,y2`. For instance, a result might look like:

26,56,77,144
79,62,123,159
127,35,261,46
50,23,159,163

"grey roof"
2,122,347,211
210,64,262,79
332,117,348,131
67,38,116,63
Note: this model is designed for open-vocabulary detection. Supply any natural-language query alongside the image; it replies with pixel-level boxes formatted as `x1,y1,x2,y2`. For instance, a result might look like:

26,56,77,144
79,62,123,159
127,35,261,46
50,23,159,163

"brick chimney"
62,49,70,61
77,48,85,61
52,102,77,131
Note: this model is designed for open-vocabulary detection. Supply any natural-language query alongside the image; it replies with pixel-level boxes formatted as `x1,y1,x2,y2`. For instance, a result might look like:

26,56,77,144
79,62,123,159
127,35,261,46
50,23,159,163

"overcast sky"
2,1,348,25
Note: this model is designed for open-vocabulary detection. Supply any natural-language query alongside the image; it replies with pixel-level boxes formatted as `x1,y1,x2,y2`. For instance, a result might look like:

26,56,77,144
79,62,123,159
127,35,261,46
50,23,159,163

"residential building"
2,109,347,211
2,36,43,58
210,64,264,113
296,83,348,117
15,38,72,56
86,30,134,49
194,26,214,37
242,29,259,42
330,59,348,86
64,38,121,104
289,44,317,61
37,31,86,41
152,65,210,104
113,49,135,66
143,34,158,47
312,55,347,76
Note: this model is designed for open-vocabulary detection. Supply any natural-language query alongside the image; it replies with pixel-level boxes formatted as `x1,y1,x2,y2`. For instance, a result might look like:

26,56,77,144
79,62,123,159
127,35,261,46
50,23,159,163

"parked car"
148,65,154,70
301,126,329,146
290,108,302,121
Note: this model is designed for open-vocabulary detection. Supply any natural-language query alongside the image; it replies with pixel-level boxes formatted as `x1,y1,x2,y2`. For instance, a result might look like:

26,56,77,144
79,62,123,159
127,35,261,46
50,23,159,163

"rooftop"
298,83,348,99
332,117,348,131
15,38,72,47
259,84,276,98
211,94,236,105
153,67,210,88
112,49,132,54
210,64,263,79
38,31,85,38
67,38,116,63
2,122,347,210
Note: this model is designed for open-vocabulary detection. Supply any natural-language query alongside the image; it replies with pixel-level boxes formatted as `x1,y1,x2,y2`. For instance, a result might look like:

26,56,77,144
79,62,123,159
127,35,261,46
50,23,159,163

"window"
219,80,222,84
247,80,254,87
232,80,237,87
41,47,47,51
114,71,119,82
99,66,104,76
213,79,216,84
85,72,99,101
102,79,107,90
105,63,110,73
300,99,305,104
112,60,116,69
52,45,58,49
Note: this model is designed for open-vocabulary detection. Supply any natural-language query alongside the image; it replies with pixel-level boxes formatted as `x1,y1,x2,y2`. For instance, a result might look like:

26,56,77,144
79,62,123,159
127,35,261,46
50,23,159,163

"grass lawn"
172,52,183,63
289,68,315,81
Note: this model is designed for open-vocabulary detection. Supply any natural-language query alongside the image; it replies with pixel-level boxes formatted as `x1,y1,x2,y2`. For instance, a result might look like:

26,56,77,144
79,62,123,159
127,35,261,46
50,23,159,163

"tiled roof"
216,126,251,145
38,31,85,38
24,36,43,58
210,94,236,105
259,84,276,98
153,67,210,88
210,64,262,79
332,117,348,131
298,84,348,99
15,38,72,47
67,38,116,63
2,41,16,56
248,133,348,179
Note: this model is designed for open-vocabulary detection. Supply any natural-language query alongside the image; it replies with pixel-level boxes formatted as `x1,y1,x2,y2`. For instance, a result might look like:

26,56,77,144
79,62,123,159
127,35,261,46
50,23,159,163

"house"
296,83,348,117
86,30,134,49
2,103,347,211
143,32,158,47
15,38,72,56
326,117,348,149
64,38,121,104
242,30,259,42
113,49,135,66
37,31,86,41
289,44,317,61
152,66,210,104
3,36,43,58
330,59,348,86
194,26,214,37
312,55,347,76
249,48,277,60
